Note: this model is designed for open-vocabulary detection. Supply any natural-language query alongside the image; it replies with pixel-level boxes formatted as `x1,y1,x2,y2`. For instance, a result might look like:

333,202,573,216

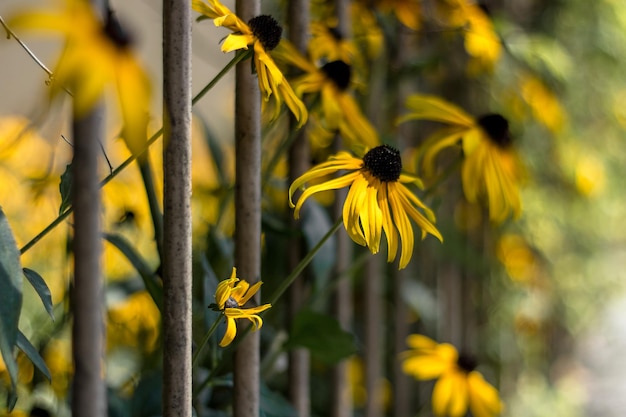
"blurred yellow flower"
400,94,523,223
520,76,566,134
574,154,605,197
372,0,422,30
108,290,161,353
436,0,501,73
274,40,379,151
192,0,307,126
496,234,537,283
289,145,442,269
402,334,503,417
10,0,151,155
214,268,271,347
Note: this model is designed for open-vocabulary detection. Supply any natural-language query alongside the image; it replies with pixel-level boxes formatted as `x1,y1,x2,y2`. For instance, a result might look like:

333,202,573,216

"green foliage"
58,163,72,215
285,310,357,364
0,207,23,393
22,268,54,321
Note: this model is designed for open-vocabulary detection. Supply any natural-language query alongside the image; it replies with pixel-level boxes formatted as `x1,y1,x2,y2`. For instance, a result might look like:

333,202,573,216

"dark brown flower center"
224,296,239,309
457,352,478,373
248,15,283,51
477,114,512,148
104,9,133,48
321,60,352,91
362,145,402,182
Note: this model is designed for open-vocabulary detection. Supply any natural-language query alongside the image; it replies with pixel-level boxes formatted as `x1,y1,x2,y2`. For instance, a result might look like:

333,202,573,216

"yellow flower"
192,0,307,127
373,0,422,30
214,268,271,347
274,40,379,151
435,0,501,73
10,0,151,155
402,334,503,417
399,94,523,223
289,145,442,269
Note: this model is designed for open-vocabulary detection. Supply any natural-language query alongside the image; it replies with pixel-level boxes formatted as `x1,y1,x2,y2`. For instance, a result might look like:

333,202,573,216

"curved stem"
192,313,223,367
266,216,343,306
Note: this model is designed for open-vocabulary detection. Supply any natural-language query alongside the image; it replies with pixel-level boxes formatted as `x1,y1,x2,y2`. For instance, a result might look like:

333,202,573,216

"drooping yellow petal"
419,126,467,178
116,51,151,155
399,95,475,127
222,33,254,52
387,184,415,269
432,371,469,417
219,316,237,347
377,185,398,262
467,371,503,417
293,172,360,219
343,174,370,247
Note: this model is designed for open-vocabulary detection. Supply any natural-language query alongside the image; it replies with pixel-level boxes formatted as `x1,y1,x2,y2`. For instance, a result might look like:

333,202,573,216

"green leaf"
59,163,72,215
0,207,23,390
260,383,297,417
285,310,357,364
23,268,54,321
104,233,162,311
195,113,228,187
16,330,51,381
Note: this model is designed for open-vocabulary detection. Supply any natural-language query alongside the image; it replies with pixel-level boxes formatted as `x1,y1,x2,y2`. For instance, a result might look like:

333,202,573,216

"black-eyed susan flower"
212,268,271,347
192,0,307,127
399,94,523,223
273,40,378,151
289,145,442,269
401,334,503,417
10,0,151,155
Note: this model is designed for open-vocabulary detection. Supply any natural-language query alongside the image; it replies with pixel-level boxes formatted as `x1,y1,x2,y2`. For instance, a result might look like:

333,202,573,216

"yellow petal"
293,172,360,219
219,317,237,347
238,281,263,305
399,94,475,127
222,33,253,52
432,371,469,417
467,371,503,417
116,52,151,155
387,184,414,269
378,186,398,262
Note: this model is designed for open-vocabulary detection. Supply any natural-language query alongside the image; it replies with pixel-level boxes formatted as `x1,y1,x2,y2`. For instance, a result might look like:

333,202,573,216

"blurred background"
1,0,626,416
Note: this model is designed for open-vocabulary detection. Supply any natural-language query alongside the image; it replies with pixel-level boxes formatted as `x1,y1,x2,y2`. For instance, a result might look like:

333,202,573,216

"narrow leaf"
0,207,23,389
16,330,51,381
285,310,357,364
104,233,162,311
23,268,54,321
58,163,72,214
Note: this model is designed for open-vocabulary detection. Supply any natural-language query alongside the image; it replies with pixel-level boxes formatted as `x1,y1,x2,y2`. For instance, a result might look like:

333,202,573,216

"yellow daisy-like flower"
399,94,523,223
214,268,271,347
10,0,151,155
274,40,378,151
401,334,503,417
289,145,442,269
192,0,307,127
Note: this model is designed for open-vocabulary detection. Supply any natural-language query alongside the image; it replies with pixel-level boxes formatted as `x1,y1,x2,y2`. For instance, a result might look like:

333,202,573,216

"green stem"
267,215,342,307
20,51,251,255
192,314,223,367
192,49,253,106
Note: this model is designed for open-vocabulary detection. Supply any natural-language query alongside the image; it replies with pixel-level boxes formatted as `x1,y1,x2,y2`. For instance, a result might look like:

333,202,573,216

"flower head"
401,334,503,417
213,268,271,347
10,0,151,155
273,40,378,151
192,0,307,126
399,94,523,223
289,145,442,269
